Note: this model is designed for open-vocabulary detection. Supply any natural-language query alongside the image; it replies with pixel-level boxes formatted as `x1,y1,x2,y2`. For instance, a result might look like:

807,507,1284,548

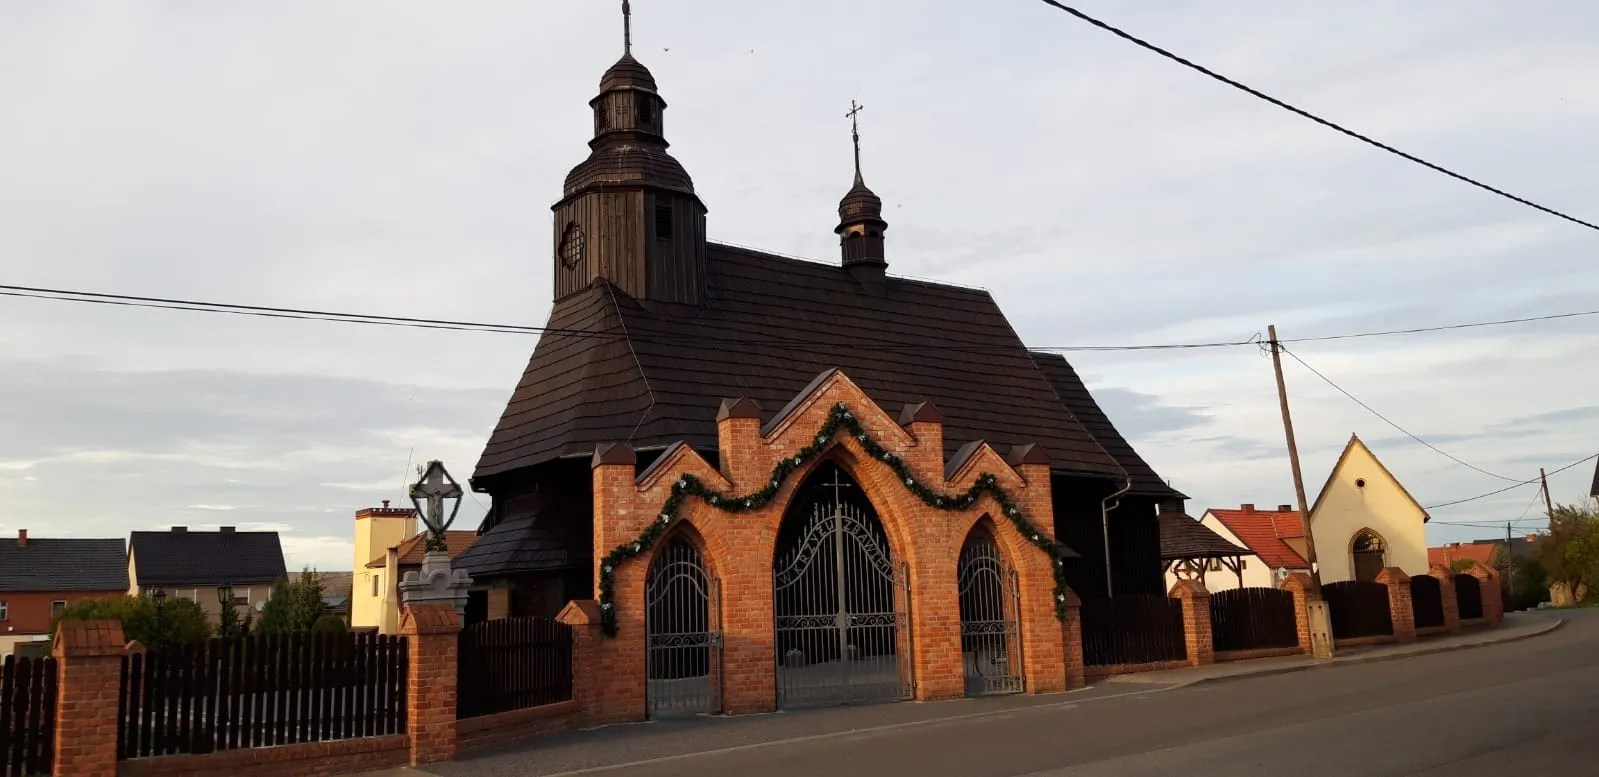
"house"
1157,508,1251,587
1177,504,1309,592
459,5,1186,715
1427,542,1496,571
127,526,288,623
0,530,127,658
1185,435,1431,591
350,502,477,634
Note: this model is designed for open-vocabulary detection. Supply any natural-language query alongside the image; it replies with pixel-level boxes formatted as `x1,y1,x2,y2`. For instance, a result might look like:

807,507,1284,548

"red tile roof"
1206,505,1309,571
1428,543,1496,569
365,531,479,569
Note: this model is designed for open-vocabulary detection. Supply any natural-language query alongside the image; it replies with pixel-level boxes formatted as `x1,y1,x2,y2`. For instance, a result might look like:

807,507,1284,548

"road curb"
1168,616,1566,690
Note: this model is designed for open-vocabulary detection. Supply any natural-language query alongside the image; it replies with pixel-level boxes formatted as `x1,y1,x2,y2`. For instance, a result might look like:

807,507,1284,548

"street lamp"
217,581,235,638
152,588,167,650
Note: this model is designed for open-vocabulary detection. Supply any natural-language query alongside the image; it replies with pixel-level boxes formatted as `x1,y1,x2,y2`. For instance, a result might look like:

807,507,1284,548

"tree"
218,594,253,639
1537,499,1599,604
255,567,331,634
52,595,211,650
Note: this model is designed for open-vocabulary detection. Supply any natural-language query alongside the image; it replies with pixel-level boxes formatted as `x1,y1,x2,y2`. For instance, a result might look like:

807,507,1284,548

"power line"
5,282,1598,354
1424,452,1599,510
1279,345,1522,483
1033,0,1599,234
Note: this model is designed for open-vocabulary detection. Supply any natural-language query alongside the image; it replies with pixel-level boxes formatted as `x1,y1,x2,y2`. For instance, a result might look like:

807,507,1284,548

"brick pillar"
1375,567,1416,644
897,402,945,476
401,603,461,766
1062,590,1086,690
1469,564,1504,627
1428,564,1460,633
589,443,649,724
1169,579,1214,667
51,621,125,777
715,397,764,486
1280,572,1313,654
557,600,604,726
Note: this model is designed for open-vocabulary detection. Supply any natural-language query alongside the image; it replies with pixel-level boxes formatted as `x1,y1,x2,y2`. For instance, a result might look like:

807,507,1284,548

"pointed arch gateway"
957,521,1025,696
772,461,913,708
644,529,722,717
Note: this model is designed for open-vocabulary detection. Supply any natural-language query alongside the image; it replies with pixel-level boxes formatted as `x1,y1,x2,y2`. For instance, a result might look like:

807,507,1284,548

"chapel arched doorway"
644,532,722,718
957,524,1025,697
1351,529,1387,583
772,461,913,708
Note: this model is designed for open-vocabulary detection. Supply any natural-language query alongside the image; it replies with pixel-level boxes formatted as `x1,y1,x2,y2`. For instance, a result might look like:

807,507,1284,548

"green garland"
597,401,1073,636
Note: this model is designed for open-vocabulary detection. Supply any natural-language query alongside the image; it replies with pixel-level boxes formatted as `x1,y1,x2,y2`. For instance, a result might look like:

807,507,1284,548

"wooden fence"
457,616,574,720
1079,595,1186,666
1,655,55,777
117,632,408,760
1209,587,1299,652
1454,574,1484,620
1322,581,1393,639
1410,576,1445,629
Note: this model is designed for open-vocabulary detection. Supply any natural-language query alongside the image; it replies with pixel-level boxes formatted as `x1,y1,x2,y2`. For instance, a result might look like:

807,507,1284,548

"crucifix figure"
846,100,865,184
622,0,633,55
410,460,463,552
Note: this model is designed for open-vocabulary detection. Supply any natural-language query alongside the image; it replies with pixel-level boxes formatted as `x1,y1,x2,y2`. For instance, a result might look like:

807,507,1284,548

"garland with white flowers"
596,401,1073,636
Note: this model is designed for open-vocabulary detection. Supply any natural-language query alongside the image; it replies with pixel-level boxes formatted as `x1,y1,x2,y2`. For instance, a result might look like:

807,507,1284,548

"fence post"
51,620,125,777
1279,573,1314,655
1168,579,1213,667
1468,563,1503,627
1062,590,1085,690
1428,564,1460,633
557,600,604,726
401,603,461,766
1375,568,1416,644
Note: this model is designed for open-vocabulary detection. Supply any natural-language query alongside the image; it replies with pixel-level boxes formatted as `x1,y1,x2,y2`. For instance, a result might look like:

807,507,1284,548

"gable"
474,245,1126,486
1205,509,1309,570
1310,436,1430,524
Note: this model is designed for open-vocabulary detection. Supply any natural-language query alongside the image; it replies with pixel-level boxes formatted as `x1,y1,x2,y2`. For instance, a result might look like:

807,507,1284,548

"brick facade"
52,620,125,777
401,603,460,766
1375,567,1416,645
590,371,1071,720
1280,573,1314,654
1428,564,1460,633
117,736,408,777
1169,579,1213,667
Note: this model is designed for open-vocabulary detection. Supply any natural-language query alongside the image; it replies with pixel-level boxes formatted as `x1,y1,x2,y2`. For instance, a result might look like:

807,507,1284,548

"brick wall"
1376,567,1417,645
0,590,125,639
590,371,1074,720
117,736,408,777
1169,579,1213,667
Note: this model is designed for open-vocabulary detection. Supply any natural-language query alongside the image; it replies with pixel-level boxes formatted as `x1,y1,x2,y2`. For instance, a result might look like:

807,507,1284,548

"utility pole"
1540,468,1556,518
1268,325,1323,599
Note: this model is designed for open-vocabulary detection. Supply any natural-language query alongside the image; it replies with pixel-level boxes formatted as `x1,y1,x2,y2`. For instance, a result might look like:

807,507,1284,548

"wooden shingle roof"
1158,513,1247,561
474,244,1136,486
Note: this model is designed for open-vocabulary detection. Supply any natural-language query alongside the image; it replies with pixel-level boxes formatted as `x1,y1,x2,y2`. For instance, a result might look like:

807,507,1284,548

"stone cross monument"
399,459,473,616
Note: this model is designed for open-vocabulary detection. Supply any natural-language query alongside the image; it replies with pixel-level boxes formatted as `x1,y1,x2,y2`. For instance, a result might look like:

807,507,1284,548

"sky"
2,0,1596,573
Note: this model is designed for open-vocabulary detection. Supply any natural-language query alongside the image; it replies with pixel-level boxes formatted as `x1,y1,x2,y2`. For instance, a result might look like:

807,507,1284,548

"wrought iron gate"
645,536,722,717
957,535,1025,696
773,501,914,708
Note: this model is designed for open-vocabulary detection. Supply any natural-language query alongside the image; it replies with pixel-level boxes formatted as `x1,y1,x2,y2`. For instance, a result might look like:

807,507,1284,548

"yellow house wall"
351,514,414,632
1309,442,1430,582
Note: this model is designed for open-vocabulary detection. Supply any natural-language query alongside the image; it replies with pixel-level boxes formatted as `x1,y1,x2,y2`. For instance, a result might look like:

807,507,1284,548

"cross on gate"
824,467,853,507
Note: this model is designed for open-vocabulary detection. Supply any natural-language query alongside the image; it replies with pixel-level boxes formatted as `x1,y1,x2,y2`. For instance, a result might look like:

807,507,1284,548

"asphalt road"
428,611,1597,777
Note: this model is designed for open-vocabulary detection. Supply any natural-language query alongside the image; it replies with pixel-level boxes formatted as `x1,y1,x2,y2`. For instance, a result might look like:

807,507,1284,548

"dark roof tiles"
128,530,287,588
1157,514,1248,561
1030,352,1183,498
453,516,583,578
475,244,1135,485
0,538,127,592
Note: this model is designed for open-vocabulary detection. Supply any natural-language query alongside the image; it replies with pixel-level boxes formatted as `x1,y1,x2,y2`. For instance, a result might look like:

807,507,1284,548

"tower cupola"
835,101,888,285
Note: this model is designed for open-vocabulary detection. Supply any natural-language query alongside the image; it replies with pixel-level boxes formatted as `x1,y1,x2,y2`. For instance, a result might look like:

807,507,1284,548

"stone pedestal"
400,548,473,617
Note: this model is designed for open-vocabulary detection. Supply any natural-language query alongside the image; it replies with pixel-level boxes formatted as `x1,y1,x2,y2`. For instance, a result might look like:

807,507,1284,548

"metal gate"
773,501,913,708
957,534,1024,696
644,536,722,717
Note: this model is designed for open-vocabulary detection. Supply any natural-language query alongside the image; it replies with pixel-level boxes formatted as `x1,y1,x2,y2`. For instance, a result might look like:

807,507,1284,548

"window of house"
637,98,655,125
50,600,66,618
373,575,381,597
654,202,673,240
1207,559,1222,572
595,103,610,132
0,600,7,621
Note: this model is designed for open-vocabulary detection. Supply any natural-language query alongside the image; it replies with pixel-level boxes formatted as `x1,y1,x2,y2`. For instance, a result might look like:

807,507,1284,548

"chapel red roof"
1207,504,1309,571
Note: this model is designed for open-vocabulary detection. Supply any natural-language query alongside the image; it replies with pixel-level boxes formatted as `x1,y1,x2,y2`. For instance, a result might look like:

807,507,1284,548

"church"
454,5,1185,719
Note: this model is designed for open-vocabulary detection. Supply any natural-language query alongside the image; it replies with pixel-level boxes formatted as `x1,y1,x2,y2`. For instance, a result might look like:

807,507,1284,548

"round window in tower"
559,222,586,269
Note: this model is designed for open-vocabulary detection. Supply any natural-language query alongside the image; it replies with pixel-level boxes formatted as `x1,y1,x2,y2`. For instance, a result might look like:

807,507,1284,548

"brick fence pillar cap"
400,602,462,635
1279,571,1313,594
557,599,604,626
716,397,763,421
1168,578,1209,598
53,620,126,658
1375,567,1411,585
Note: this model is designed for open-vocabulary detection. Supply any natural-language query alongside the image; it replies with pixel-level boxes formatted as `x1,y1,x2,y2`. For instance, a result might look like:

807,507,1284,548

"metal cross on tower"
846,100,865,183
622,0,633,55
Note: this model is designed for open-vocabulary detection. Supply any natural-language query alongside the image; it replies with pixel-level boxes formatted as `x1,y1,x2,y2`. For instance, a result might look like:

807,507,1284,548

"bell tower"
553,1,708,304
835,101,888,288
